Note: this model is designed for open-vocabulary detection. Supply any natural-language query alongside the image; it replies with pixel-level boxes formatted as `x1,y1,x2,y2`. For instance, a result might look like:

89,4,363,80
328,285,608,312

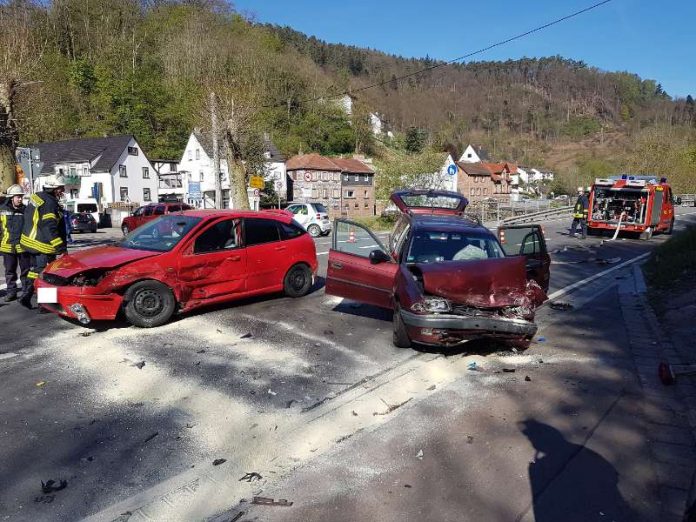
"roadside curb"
619,263,696,520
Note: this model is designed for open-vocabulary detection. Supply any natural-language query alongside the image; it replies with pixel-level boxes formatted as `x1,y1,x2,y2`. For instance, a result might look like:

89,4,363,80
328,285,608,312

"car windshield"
314,203,328,213
120,215,201,252
406,231,504,264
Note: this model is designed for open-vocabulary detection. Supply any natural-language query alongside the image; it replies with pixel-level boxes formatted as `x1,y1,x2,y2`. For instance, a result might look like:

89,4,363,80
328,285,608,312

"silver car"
285,202,332,237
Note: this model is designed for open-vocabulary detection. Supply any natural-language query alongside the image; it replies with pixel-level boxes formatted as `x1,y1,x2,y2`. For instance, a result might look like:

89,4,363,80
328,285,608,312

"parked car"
36,210,318,327
65,199,100,226
284,202,332,237
70,212,98,233
325,190,549,349
121,202,193,235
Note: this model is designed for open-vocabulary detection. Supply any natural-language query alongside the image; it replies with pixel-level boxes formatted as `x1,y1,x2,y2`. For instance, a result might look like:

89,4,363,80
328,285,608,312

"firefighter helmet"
43,174,66,189
4,184,24,196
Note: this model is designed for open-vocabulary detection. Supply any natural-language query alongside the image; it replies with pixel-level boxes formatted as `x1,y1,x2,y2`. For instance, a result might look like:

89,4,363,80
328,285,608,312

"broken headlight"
69,270,112,286
411,297,451,313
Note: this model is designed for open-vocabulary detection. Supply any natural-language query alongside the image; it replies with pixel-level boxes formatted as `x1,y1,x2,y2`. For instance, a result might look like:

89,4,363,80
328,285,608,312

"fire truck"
588,175,675,240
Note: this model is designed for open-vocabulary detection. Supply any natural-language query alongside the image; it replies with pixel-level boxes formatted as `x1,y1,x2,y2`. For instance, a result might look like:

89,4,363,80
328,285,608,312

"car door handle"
331,262,343,269
275,246,287,251
227,255,241,261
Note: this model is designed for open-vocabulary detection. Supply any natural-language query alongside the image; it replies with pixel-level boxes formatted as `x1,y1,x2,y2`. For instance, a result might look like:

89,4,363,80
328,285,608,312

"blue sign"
447,164,457,176
189,181,202,200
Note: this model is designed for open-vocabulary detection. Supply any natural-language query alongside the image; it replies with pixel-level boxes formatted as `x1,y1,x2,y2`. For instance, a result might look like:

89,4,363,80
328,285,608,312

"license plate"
37,287,58,304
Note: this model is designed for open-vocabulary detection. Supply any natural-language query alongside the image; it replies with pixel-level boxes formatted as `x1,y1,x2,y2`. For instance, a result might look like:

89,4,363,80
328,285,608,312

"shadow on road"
519,418,637,522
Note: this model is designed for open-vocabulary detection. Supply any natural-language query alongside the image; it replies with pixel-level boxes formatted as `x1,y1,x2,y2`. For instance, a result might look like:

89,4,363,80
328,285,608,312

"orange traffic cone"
348,228,356,243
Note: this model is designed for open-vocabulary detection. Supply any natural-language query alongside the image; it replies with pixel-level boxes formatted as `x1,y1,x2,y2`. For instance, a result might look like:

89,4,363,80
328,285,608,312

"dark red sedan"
326,190,550,348
35,210,317,327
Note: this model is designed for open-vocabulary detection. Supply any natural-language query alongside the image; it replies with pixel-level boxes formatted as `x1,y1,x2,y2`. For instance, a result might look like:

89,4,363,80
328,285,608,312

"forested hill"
2,1,694,191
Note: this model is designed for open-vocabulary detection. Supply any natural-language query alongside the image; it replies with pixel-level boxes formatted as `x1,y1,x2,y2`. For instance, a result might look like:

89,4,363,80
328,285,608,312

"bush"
352,215,397,232
643,225,696,290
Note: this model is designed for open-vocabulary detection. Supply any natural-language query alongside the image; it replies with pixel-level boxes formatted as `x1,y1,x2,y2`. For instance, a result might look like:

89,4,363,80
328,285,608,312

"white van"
64,199,100,226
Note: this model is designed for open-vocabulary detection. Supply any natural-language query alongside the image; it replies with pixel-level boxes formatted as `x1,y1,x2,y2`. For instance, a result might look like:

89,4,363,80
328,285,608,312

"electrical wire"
260,0,614,109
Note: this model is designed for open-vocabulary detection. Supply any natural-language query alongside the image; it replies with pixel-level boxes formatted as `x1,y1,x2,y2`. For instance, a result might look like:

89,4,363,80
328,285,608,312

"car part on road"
41,479,67,494
124,280,176,328
658,361,696,385
239,472,262,482
251,496,293,507
549,302,574,311
212,458,226,466
373,397,412,416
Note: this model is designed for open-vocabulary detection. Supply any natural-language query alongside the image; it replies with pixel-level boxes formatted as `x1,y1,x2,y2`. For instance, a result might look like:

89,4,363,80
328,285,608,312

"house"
459,144,491,164
177,130,288,209
286,154,375,218
31,135,159,224
456,161,512,202
152,159,184,203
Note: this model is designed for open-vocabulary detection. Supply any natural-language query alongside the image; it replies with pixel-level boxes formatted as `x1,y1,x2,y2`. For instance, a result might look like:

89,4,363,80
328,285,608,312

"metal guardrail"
501,205,573,225
676,194,696,207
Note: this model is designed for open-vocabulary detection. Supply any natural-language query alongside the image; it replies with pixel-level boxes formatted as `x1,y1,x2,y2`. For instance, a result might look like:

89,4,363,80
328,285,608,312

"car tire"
392,305,411,348
122,225,129,236
124,280,176,328
666,219,674,235
321,230,331,236
283,264,312,298
307,224,321,238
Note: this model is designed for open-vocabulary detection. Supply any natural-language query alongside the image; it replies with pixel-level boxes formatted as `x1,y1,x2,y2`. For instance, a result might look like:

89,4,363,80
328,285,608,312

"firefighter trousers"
570,218,587,239
2,252,31,296
22,253,57,299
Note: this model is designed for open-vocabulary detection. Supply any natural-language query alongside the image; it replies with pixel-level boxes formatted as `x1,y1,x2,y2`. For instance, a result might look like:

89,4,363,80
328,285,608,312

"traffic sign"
249,176,265,189
189,181,202,200
253,189,260,197
447,164,457,176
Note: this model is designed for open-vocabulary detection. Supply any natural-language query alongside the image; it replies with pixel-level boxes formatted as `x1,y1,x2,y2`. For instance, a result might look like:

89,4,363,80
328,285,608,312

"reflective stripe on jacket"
20,192,67,255
0,200,25,254
573,195,589,219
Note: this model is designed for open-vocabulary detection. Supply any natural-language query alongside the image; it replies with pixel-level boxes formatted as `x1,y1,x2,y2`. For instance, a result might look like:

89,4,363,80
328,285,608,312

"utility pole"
211,91,222,209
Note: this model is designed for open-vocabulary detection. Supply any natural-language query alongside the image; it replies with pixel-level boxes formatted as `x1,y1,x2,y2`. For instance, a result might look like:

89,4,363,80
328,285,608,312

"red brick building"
286,154,375,218
456,161,514,202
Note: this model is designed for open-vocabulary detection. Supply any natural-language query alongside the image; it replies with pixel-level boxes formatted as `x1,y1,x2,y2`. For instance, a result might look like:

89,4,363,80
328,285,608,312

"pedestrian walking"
0,184,30,302
570,187,589,239
63,206,74,244
19,175,67,308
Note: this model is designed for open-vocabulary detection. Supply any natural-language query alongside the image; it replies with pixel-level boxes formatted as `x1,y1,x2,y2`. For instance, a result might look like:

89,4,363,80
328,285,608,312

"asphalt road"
1,208,695,521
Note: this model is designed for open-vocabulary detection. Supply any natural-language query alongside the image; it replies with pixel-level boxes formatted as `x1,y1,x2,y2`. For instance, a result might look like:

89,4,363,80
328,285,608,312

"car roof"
408,214,491,235
175,209,294,224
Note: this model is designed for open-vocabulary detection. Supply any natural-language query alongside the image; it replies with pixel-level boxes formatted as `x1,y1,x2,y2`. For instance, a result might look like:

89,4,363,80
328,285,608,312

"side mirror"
369,249,391,264
676,197,682,205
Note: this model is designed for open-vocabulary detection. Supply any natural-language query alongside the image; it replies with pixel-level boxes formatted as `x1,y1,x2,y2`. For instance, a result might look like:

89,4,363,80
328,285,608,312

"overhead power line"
261,0,614,109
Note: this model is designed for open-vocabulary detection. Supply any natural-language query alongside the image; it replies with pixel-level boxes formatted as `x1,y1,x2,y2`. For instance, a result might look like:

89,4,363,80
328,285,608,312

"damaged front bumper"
35,280,124,322
400,309,537,345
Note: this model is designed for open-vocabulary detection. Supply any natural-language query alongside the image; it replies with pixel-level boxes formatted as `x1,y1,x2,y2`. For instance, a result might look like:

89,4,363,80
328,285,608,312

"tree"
405,126,427,153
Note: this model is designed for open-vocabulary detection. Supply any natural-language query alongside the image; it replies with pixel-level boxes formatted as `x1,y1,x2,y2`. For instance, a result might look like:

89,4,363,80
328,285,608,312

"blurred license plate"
37,287,58,304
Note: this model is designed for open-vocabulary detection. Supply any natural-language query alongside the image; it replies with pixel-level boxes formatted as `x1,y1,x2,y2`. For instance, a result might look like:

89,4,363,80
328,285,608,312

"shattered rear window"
401,194,462,209
406,231,504,263
120,216,201,252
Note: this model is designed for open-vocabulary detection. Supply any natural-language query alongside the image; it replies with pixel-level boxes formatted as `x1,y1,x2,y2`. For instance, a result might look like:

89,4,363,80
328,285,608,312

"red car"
121,202,193,235
35,210,318,327
326,190,550,348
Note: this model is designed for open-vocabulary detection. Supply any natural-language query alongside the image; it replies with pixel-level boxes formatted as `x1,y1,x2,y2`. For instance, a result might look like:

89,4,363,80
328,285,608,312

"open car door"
497,224,550,292
325,220,399,309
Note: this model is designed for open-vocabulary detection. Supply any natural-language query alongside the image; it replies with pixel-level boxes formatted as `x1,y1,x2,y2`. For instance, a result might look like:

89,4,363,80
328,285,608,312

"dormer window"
128,146,139,156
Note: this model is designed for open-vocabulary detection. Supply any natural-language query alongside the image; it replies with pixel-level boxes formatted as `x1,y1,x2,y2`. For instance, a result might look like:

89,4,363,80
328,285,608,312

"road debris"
416,449,424,460
35,381,46,387
351,410,358,416
597,257,622,265
323,329,334,335
239,472,263,482
41,479,67,493
230,512,245,522
525,376,532,382
467,436,474,444
267,389,277,396
373,397,412,416
240,333,252,339
251,496,293,507
132,360,145,369
196,349,205,354
212,458,227,466
467,361,478,371
427,384,437,391
537,337,546,342
34,495,55,504
549,302,574,311
286,399,297,408
502,368,516,373
80,331,92,337
404,484,412,488
143,432,159,444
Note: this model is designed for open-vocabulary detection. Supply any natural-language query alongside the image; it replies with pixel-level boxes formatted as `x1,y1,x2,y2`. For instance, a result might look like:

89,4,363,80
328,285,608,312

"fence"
464,198,567,225
676,194,696,207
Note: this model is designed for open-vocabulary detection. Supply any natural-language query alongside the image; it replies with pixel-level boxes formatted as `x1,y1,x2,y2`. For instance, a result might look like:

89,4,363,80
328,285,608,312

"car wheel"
307,224,321,238
122,225,129,236
666,219,674,235
283,264,312,298
392,305,411,348
124,280,176,328
508,336,532,351
321,230,331,236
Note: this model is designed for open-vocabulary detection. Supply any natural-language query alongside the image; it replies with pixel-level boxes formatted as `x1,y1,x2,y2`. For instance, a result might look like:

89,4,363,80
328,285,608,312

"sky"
233,0,695,99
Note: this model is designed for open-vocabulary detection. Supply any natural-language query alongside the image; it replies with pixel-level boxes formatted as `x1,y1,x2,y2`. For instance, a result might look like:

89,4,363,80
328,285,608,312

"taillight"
499,229,506,243
316,214,321,219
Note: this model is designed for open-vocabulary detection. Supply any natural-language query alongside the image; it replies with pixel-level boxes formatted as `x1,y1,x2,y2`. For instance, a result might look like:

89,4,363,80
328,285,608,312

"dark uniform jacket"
20,191,67,255
0,199,26,254
573,194,589,219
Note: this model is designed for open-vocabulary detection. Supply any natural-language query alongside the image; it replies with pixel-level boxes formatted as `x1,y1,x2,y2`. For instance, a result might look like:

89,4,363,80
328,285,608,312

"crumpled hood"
418,256,546,308
46,245,160,278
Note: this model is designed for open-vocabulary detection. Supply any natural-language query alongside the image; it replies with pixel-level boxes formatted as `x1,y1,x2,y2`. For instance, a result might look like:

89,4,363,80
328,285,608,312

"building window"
199,171,204,182
311,188,318,198
476,188,481,196
142,167,150,179
354,202,359,209
119,165,127,177
364,190,368,198
483,188,487,195
470,188,475,196
120,187,129,201
364,175,369,182
344,174,349,182
143,188,151,202
467,153,472,158
365,201,369,208
188,150,192,161
321,172,329,181
195,148,200,160
312,172,318,181
332,173,340,181
345,190,355,198
322,188,328,199
332,189,340,199
354,175,359,181
128,146,139,156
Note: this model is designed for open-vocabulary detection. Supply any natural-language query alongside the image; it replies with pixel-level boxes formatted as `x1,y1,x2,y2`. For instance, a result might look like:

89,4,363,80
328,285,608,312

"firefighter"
0,184,30,302
19,175,68,308
570,187,589,239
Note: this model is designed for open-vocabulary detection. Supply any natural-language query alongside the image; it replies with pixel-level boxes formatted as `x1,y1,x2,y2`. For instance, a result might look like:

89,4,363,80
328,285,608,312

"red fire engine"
588,175,675,240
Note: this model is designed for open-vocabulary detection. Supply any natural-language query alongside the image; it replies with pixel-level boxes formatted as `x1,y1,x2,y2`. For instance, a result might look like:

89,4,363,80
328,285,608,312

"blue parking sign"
447,164,457,176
